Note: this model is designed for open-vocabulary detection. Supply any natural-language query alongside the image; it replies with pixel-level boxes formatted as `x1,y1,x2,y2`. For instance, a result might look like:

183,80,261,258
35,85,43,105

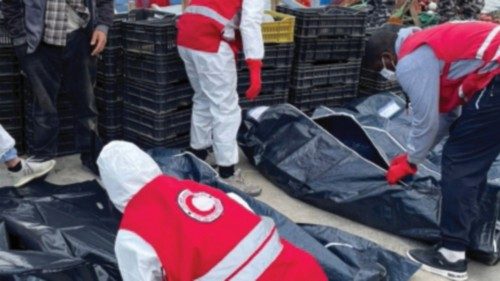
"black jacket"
1,0,113,53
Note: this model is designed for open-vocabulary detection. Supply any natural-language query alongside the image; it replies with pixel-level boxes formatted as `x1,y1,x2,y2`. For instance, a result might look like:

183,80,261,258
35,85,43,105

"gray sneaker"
10,158,56,187
222,169,262,197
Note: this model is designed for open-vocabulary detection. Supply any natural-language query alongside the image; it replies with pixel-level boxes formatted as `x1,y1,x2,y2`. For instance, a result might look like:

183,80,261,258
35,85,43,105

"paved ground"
1,152,499,281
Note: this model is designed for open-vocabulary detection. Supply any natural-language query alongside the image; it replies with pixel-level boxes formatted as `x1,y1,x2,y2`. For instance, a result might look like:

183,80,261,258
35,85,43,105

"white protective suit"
178,0,265,167
0,124,16,161
97,141,252,281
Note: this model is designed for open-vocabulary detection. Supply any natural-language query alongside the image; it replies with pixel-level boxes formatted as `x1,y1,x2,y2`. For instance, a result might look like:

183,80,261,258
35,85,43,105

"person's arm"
0,0,26,45
240,0,265,60
115,230,163,281
432,107,461,147
91,0,114,55
396,45,442,165
95,0,114,34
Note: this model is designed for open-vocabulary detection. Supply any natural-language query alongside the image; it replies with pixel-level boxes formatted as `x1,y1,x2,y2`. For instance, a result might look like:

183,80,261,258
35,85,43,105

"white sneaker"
222,169,262,197
10,158,56,187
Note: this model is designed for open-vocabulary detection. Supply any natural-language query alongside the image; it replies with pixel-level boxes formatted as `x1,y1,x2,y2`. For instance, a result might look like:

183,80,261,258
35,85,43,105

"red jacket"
120,175,328,281
399,22,500,113
177,0,242,53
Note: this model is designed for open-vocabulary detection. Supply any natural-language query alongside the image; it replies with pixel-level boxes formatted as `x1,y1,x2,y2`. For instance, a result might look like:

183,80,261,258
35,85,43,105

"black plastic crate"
123,105,191,138
124,51,187,85
0,99,22,116
124,80,193,114
95,77,123,102
239,91,288,110
0,75,22,101
360,68,401,91
238,68,291,94
123,9,177,55
0,52,19,75
107,14,129,48
96,99,123,128
237,43,294,70
0,22,11,45
124,126,190,149
277,5,367,39
291,60,361,89
290,83,358,104
97,47,124,78
294,36,365,64
99,124,123,143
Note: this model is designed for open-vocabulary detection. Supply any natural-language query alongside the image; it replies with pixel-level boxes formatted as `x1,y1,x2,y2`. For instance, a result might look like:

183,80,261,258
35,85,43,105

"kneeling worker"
97,141,327,281
364,22,499,281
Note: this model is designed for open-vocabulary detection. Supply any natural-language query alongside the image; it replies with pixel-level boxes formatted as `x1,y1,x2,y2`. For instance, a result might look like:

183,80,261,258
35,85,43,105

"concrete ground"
1,152,499,281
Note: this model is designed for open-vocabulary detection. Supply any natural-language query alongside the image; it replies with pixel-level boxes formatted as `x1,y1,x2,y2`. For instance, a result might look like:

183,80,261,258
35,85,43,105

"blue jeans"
0,148,17,163
440,75,500,251
15,29,99,160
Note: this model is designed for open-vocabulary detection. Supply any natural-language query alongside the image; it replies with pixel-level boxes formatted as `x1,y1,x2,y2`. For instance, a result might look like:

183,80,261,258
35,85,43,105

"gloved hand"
245,59,262,101
386,154,418,185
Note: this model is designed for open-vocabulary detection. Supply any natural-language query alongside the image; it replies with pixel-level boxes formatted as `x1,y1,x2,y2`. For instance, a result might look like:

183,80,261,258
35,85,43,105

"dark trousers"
440,75,500,251
16,29,99,161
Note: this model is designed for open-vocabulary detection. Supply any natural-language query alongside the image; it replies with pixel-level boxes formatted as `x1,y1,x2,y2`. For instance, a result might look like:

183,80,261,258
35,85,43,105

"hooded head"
97,141,162,212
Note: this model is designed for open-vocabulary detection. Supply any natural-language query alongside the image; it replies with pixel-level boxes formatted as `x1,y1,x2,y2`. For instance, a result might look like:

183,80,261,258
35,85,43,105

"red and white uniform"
394,22,500,165
97,141,327,281
176,0,265,167
399,22,500,113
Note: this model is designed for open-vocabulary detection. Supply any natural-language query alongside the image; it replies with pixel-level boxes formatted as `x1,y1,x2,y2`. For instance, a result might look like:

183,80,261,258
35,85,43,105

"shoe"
222,169,262,197
11,158,56,187
407,248,468,281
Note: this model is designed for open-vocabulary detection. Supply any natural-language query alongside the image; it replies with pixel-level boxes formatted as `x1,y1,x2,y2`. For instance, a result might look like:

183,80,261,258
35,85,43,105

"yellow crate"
262,10,295,44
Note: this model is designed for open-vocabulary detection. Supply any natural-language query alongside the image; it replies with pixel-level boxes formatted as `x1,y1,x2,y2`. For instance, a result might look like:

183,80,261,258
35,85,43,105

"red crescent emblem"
177,189,224,223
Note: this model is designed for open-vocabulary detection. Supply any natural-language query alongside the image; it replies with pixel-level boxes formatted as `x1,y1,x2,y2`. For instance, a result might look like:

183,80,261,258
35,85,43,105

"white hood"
97,141,162,212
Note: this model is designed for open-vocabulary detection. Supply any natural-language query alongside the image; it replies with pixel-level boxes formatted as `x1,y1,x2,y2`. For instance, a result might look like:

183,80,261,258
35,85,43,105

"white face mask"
380,58,397,81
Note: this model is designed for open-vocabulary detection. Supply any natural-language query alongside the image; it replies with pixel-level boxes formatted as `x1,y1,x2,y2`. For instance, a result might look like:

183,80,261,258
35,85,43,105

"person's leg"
0,123,16,165
182,42,260,196
178,46,213,160
2,148,20,169
440,80,500,252
408,76,500,280
194,42,240,170
15,44,63,160
61,29,101,170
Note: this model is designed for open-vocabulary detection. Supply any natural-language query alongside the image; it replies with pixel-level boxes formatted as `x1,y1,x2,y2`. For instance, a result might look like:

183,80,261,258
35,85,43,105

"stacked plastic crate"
278,5,367,112
0,21,23,153
358,68,402,96
122,10,192,149
95,15,126,143
236,11,295,110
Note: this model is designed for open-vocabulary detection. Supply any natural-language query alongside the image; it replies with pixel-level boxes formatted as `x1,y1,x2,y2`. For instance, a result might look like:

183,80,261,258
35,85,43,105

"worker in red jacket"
176,0,264,196
363,22,499,281
97,141,328,281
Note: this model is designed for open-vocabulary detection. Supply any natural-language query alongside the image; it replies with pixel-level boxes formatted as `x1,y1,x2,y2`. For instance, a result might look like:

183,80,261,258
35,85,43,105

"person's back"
98,141,328,281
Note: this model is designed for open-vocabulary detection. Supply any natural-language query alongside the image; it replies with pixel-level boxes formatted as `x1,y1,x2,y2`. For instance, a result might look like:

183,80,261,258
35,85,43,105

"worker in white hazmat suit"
0,124,55,187
176,0,265,196
97,141,327,281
